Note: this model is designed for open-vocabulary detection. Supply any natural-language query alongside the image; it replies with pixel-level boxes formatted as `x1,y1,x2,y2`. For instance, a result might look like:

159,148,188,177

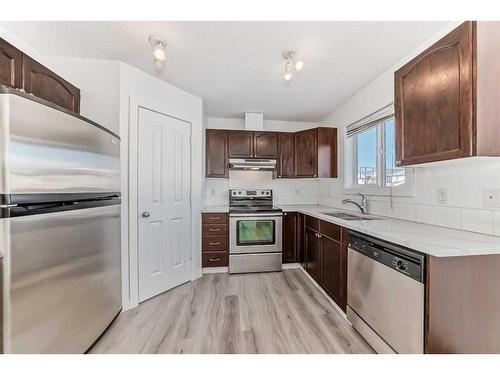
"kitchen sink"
320,212,382,221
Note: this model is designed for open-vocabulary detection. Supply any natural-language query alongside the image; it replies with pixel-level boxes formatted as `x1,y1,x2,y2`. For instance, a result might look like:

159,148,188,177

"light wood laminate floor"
90,269,374,354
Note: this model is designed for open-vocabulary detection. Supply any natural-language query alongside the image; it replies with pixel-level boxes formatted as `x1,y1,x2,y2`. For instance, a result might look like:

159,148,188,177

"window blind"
346,103,394,138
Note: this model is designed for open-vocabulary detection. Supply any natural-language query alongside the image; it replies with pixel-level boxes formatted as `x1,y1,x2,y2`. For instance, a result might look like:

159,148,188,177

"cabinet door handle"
208,257,220,262
209,228,220,232
209,242,221,245
209,217,220,220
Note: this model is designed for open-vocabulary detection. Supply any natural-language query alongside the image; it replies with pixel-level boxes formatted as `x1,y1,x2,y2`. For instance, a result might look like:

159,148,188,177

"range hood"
229,158,277,171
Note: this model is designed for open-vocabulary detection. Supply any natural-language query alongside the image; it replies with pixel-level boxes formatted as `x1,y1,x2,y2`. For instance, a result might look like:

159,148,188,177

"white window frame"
344,114,415,197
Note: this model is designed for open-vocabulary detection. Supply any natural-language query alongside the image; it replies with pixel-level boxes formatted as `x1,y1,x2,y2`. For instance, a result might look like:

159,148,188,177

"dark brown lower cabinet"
202,212,228,267
282,212,298,263
297,213,305,265
305,226,322,283
425,254,500,353
304,216,347,311
322,236,343,305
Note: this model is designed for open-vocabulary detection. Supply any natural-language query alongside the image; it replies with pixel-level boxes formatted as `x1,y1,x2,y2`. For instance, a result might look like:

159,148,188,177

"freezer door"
0,91,120,195
1,204,121,353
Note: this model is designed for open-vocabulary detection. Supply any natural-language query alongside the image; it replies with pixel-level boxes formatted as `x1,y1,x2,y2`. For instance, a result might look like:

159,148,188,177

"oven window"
236,220,275,246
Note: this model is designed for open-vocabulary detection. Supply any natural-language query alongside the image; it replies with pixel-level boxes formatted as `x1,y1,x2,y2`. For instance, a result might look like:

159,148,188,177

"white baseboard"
298,266,348,320
282,263,301,269
202,266,228,274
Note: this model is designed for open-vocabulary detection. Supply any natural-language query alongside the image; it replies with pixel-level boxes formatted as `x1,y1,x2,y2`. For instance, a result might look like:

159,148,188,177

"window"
345,104,412,195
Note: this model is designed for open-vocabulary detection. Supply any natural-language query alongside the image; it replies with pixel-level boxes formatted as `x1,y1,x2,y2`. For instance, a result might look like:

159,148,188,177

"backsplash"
317,158,500,236
204,171,319,206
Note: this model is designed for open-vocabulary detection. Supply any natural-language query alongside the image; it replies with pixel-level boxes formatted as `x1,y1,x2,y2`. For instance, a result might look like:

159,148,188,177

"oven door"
229,213,282,254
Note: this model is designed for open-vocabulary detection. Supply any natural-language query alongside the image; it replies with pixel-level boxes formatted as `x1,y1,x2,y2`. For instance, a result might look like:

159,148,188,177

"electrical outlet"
295,189,300,196
483,189,500,208
437,189,448,204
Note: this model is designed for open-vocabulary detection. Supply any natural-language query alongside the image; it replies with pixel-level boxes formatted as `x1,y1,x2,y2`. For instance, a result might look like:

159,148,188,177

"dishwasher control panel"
348,231,425,282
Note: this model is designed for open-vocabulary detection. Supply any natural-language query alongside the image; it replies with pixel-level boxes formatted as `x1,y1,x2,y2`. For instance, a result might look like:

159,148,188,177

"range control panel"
230,189,272,197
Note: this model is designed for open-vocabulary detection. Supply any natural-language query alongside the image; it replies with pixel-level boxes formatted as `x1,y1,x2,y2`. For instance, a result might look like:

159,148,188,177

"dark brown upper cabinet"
253,131,278,158
395,21,500,166
317,127,338,178
294,128,318,178
206,129,229,178
206,126,337,179
294,127,337,178
277,132,294,178
0,38,22,89
22,55,80,113
0,37,81,113
228,130,254,158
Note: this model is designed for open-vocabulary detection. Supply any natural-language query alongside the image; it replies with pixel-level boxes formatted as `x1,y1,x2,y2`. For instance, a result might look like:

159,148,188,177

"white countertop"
277,205,500,258
201,205,229,213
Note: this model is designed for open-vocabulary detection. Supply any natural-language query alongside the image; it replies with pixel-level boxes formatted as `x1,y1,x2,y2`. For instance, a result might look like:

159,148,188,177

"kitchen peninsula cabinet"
0,36,81,113
395,21,500,166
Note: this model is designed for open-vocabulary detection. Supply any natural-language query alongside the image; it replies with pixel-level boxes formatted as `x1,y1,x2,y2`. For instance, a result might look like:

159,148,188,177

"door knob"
142,212,150,218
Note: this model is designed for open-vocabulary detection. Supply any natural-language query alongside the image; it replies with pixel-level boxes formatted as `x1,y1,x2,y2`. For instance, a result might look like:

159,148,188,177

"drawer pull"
209,216,220,220
208,257,220,262
209,242,221,245
209,228,220,232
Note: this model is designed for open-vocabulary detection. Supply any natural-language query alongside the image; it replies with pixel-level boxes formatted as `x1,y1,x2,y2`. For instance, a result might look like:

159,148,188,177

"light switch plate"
483,189,500,208
437,189,448,204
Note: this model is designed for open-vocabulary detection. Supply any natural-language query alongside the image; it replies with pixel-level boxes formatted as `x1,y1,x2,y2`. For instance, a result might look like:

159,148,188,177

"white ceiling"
2,21,447,121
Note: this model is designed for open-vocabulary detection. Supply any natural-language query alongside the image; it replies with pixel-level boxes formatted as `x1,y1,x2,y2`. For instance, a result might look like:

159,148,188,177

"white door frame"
125,96,201,309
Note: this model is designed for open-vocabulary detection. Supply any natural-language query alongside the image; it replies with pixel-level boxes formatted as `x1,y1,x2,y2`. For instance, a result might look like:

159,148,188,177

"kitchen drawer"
202,212,227,224
202,251,228,267
202,224,227,235
202,235,228,252
319,220,341,242
305,215,319,231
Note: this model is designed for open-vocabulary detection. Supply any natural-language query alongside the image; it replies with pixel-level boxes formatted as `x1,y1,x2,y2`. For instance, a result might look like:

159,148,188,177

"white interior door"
138,107,191,302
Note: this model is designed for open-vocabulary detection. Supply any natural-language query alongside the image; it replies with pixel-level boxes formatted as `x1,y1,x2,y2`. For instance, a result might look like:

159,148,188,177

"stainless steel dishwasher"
347,231,425,354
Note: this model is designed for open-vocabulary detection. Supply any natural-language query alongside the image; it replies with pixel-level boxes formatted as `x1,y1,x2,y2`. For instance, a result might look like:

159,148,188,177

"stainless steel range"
229,189,282,274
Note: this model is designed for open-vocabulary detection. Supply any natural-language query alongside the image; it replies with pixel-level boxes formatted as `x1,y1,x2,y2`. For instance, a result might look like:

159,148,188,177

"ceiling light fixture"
149,35,167,69
282,50,304,80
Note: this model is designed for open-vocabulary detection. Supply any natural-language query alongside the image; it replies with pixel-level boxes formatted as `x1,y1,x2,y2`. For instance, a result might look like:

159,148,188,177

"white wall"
318,21,500,236
204,117,319,206
119,63,203,310
206,117,317,132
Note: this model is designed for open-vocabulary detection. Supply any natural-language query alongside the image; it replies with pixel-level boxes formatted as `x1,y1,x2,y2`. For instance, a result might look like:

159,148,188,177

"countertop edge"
277,205,500,258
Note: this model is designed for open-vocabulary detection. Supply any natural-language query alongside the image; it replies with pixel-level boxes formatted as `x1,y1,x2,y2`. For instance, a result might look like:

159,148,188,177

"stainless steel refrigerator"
0,86,121,353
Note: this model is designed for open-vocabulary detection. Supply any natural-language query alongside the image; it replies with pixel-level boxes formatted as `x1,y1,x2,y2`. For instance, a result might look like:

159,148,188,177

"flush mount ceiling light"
282,50,304,81
148,35,167,69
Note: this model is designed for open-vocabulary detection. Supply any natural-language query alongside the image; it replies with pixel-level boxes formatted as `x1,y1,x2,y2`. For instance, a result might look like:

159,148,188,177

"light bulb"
284,72,292,81
153,45,166,62
295,60,304,71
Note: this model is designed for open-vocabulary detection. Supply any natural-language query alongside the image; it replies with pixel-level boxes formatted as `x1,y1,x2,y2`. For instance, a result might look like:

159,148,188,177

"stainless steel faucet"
341,193,368,214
